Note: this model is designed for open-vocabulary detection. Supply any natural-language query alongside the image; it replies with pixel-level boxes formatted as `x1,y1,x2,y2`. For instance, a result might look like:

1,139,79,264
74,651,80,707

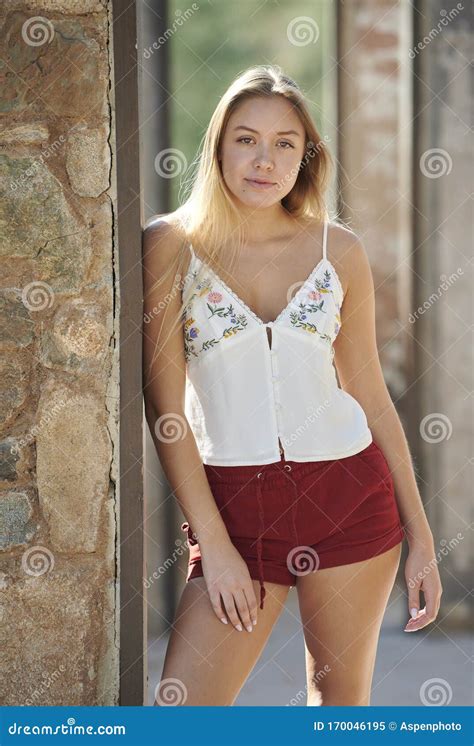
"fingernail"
220,617,228,624
236,624,242,632
246,625,253,632
410,607,418,618
252,619,257,626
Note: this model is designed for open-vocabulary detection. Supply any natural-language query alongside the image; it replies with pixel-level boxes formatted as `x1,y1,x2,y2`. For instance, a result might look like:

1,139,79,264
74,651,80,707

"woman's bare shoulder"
326,220,367,296
142,211,189,269
301,216,360,248
143,210,186,243
327,219,361,248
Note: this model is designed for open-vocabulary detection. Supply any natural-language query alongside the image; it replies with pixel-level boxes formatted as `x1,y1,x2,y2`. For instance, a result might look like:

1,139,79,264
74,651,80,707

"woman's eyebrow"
233,125,301,137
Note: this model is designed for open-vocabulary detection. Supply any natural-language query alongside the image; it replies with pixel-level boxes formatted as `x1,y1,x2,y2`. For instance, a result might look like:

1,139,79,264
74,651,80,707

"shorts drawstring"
255,470,267,610
256,461,298,611
183,460,300,614
181,521,198,545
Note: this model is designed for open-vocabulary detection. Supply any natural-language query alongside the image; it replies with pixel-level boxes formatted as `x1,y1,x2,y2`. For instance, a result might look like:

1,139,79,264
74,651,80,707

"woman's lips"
244,178,276,190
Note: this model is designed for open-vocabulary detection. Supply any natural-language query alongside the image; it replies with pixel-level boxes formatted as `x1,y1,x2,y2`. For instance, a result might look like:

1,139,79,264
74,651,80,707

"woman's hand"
404,534,443,632
200,540,258,633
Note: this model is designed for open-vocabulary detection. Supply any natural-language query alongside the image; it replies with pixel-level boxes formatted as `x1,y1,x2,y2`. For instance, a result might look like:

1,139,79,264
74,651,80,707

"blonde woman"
143,65,441,707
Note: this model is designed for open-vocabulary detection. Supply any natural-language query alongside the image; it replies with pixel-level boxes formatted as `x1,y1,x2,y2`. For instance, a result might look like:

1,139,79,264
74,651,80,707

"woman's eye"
236,137,294,149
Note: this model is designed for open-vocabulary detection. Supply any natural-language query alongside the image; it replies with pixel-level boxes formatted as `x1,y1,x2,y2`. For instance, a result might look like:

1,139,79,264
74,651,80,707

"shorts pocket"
353,441,394,498
206,480,261,539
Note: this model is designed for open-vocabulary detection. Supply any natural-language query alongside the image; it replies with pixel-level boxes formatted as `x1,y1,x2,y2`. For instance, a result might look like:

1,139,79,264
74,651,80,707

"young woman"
143,65,442,707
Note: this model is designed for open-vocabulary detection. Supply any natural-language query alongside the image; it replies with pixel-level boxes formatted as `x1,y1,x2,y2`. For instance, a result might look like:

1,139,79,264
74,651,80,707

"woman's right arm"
142,218,258,632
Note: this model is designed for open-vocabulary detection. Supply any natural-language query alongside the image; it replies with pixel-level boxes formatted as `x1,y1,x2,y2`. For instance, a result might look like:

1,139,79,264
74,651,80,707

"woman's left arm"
332,231,443,632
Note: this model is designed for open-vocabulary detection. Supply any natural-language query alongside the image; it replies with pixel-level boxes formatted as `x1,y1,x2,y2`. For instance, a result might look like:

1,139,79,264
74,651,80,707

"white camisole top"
181,220,373,465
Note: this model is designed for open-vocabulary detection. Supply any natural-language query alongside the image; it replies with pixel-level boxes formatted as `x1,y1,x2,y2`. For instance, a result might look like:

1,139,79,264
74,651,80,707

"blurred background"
139,0,473,706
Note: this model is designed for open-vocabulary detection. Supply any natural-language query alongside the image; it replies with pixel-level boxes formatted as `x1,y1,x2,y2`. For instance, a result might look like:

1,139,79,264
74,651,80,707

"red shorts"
181,440,405,610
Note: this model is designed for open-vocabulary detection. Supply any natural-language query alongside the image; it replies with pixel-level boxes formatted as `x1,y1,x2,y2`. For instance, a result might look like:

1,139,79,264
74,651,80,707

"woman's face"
219,95,307,210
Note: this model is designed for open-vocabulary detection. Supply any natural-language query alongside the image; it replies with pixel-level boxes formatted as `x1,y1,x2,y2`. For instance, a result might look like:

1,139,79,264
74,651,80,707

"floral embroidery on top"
182,262,342,363
182,274,249,362
288,268,341,347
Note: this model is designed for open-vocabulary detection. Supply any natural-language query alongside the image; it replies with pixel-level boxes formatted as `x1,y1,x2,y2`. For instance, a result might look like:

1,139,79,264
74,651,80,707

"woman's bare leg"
296,542,402,706
154,576,290,706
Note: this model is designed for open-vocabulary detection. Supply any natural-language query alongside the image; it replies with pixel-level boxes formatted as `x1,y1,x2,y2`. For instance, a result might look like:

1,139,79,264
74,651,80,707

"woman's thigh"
296,542,402,706
155,576,290,706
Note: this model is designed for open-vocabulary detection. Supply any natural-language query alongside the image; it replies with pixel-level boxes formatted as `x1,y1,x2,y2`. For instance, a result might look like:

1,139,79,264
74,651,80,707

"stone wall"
0,0,119,704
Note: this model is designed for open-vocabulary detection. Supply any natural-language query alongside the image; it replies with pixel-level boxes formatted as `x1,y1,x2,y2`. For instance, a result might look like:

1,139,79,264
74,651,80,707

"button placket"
264,323,286,458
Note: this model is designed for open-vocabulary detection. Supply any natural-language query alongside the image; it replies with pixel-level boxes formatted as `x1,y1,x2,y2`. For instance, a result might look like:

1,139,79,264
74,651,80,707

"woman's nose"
253,150,274,168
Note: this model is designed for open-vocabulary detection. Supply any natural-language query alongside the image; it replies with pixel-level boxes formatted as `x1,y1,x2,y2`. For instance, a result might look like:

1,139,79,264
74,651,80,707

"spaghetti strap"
322,219,328,261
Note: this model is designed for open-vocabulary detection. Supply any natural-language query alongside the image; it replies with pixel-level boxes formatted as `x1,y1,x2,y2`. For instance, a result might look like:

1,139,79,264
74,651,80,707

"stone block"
36,382,112,553
0,491,36,550
0,557,117,705
0,11,109,118
0,354,31,432
39,297,111,375
0,155,91,291
66,125,110,197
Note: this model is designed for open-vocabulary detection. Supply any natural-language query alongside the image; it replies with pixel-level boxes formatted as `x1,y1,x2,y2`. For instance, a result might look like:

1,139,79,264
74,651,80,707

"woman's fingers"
407,578,421,621
221,591,244,631
404,576,442,632
243,583,259,627
212,583,257,632
233,588,255,632
202,550,260,631
209,588,229,626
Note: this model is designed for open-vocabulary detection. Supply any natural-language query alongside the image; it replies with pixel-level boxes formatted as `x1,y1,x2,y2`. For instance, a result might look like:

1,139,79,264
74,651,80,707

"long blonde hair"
145,64,335,371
